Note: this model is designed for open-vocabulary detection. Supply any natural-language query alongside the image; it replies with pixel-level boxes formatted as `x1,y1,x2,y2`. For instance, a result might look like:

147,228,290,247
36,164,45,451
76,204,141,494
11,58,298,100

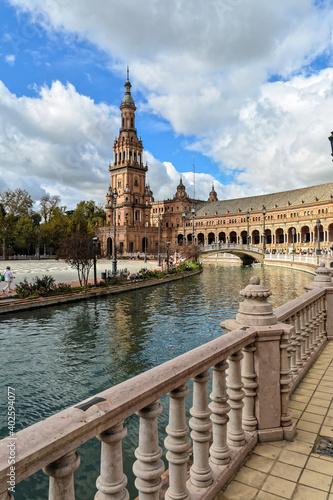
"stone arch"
265,229,272,245
252,229,260,245
208,232,215,244
142,237,148,253
287,227,297,245
197,233,204,245
312,222,324,242
229,231,237,244
107,237,112,257
240,230,247,244
328,223,333,242
275,227,285,244
300,225,310,243
218,231,226,243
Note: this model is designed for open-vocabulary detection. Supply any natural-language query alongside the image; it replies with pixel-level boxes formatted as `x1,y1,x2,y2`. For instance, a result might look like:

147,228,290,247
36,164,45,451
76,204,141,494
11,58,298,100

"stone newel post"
222,276,296,443
307,263,333,340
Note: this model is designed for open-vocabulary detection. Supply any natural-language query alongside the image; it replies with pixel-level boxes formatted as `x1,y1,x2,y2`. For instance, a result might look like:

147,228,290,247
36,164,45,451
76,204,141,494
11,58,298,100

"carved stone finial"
311,263,333,288
250,276,260,285
236,276,277,326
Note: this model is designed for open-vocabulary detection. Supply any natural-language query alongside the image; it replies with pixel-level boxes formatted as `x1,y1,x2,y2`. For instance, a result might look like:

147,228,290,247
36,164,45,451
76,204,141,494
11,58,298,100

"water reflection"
0,264,313,499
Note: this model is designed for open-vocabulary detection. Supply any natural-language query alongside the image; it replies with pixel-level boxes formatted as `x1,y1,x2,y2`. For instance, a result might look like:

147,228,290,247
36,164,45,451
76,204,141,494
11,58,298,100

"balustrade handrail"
203,244,261,254
0,327,255,493
274,287,325,323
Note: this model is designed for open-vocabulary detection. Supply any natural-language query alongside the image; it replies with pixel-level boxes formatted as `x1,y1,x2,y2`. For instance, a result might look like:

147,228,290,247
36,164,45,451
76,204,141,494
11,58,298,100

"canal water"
0,264,313,499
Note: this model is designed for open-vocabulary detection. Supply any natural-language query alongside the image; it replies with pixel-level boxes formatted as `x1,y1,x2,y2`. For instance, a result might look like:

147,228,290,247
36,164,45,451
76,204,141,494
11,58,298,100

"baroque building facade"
97,76,333,256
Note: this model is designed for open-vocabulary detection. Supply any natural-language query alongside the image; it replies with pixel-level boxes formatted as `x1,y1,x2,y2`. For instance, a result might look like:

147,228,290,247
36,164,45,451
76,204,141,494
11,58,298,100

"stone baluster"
221,276,296,442
189,371,213,488
309,302,316,354
304,305,311,359
295,311,303,370
164,384,191,500
313,299,320,347
209,360,231,465
300,308,307,362
289,315,298,379
280,328,293,429
317,297,324,344
307,263,333,343
227,350,245,447
319,295,326,342
284,318,293,376
133,400,165,500
241,343,257,431
43,450,80,500
95,423,129,500
309,301,317,354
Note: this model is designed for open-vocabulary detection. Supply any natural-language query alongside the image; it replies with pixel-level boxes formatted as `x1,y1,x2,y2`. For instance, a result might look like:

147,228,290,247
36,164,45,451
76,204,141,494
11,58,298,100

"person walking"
3,266,15,294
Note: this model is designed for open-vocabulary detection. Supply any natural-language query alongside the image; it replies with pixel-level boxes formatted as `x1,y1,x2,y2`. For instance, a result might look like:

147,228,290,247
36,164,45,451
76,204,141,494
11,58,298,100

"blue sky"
0,0,332,209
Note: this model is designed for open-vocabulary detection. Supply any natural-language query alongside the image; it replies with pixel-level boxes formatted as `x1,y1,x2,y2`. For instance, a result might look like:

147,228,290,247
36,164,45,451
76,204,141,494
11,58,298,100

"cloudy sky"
0,0,332,210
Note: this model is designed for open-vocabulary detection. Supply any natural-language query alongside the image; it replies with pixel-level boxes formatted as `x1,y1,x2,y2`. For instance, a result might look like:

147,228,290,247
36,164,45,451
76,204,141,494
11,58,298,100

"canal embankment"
203,254,321,274
0,268,202,315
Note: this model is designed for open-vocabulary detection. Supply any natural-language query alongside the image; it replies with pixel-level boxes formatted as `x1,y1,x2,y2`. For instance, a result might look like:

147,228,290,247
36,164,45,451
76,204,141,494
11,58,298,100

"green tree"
70,200,106,235
0,188,34,216
178,244,202,262
0,212,16,259
39,194,61,222
57,232,95,287
14,216,37,254
40,208,71,254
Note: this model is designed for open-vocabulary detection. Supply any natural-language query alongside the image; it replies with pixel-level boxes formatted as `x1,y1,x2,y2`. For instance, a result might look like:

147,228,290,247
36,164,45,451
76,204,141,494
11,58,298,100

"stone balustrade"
0,263,332,500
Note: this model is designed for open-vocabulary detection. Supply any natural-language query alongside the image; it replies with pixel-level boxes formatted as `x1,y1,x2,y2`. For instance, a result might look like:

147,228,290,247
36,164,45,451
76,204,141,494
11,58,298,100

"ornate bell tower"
106,68,152,229
208,183,218,202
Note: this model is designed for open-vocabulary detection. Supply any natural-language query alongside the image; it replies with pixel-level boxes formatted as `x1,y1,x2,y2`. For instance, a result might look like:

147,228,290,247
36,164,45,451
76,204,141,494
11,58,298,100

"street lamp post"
316,219,321,255
191,206,195,244
292,228,295,261
144,221,147,263
92,237,98,286
158,213,161,266
112,188,118,277
37,225,40,261
262,206,266,258
182,210,186,245
246,211,250,249
328,132,333,160
108,225,111,260
166,241,170,273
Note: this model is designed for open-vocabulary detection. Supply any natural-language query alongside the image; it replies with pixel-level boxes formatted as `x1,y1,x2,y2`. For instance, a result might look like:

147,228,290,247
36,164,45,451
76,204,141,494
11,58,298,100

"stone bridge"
201,243,263,265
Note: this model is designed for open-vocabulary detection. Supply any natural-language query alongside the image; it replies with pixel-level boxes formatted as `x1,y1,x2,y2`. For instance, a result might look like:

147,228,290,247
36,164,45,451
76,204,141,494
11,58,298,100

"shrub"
15,275,72,299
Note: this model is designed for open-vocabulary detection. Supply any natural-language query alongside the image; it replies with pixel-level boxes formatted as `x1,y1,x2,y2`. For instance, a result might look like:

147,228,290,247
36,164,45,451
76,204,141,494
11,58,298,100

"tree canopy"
0,188,34,217
0,189,106,258
56,232,95,286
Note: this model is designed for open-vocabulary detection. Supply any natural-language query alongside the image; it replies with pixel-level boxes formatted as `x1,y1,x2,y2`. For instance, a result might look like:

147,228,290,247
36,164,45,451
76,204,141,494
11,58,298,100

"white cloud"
3,0,333,204
0,80,120,207
192,68,333,196
5,54,16,65
0,80,209,208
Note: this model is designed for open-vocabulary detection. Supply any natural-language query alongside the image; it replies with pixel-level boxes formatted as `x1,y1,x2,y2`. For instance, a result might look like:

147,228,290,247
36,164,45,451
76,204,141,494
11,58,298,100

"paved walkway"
0,259,159,296
217,341,333,500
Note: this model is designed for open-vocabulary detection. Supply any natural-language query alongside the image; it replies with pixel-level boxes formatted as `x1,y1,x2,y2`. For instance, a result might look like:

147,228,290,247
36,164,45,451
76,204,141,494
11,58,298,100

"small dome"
121,70,136,107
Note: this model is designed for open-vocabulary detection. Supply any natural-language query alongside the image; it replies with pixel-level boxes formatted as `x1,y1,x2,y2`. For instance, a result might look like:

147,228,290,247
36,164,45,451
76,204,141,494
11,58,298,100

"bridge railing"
1,266,332,500
203,243,262,254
